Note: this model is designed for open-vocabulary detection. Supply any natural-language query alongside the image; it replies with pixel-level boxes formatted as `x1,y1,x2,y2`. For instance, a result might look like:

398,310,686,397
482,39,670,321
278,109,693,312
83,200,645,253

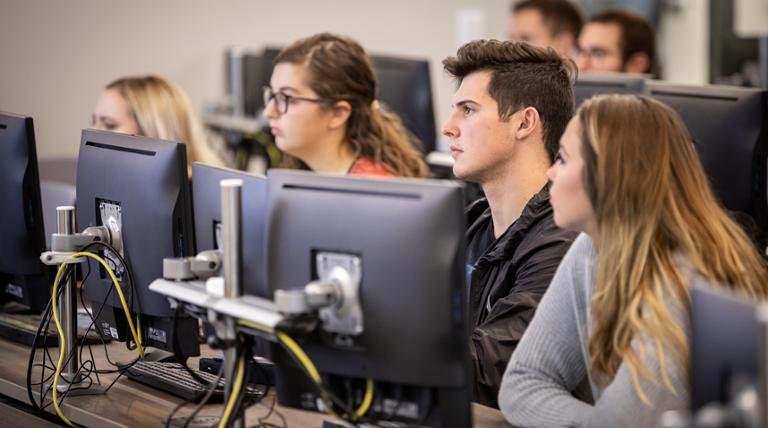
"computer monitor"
191,163,268,298
574,72,646,107
264,170,470,427
0,112,48,311
227,47,281,117
690,285,759,410
645,81,768,242
76,129,198,356
371,54,437,154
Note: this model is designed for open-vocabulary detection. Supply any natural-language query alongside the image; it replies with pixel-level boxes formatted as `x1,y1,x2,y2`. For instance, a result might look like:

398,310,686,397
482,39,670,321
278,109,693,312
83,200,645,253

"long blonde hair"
106,75,207,165
274,33,428,177
579,94,768,404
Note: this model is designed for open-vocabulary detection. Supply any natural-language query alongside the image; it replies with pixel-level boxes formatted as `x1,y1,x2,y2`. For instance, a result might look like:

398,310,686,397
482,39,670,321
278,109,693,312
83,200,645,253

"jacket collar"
467,184,554,263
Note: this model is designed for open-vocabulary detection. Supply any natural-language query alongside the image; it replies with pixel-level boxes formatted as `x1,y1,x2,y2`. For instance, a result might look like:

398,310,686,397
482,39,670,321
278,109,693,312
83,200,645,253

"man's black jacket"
466,185,576,408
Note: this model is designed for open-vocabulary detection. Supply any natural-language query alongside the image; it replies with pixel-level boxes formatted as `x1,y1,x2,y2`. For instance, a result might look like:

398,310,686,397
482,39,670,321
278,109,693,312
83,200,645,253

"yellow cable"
237,319,274,335
355,378,374,419
276,331,374,421
50,251,144,427
51,262,77,427
218,353,245,428
276,332,321,384
70,252,143,356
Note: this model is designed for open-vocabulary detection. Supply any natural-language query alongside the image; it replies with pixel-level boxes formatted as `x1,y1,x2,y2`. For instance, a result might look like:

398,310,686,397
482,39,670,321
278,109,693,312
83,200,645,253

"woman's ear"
328,100,352,130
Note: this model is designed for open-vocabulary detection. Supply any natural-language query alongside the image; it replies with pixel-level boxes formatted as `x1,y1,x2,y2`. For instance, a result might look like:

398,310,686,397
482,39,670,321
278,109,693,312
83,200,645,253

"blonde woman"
499,94,768,426
92,74,220,168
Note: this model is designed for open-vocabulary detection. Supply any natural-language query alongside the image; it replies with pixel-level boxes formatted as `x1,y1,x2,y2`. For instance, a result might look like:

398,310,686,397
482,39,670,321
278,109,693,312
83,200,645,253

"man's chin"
452,166,479,183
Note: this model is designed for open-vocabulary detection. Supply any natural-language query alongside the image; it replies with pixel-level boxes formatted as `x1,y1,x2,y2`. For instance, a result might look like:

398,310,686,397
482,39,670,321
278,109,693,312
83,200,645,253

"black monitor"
690,285,759,411
645,81,768,242
76,129,198,356
191,163,268,298
574,72,646,107
231,47,281,117
264,170,470,427
371,54,437,154
0,112,48,311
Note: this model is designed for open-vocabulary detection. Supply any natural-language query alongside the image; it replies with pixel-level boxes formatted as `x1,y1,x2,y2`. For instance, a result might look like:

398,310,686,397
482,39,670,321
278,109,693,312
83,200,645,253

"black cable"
179,364,225,428
254,393,287,428
77,243,142,372
161,355,225,428
230,341,253,421
416,388,433,425
27,241,138,418
42,263,106,410
78,259,137,373
77,257,108,382
26,264,72,412
249,357,271,405
273,330,363,422
171,304,212,386
79,241,140,335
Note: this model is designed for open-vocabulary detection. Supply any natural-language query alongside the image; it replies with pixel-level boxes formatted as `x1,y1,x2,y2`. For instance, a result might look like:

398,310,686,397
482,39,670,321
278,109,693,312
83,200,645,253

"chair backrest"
39,180,76,249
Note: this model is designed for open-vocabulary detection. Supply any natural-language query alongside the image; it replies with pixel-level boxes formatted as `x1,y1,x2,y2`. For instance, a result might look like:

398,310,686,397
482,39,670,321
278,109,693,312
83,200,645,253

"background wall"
0,0,706,161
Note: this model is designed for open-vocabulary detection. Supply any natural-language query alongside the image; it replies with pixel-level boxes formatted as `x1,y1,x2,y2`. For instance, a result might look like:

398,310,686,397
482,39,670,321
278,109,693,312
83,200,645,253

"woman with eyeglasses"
264,33,428,177
498,94,768,427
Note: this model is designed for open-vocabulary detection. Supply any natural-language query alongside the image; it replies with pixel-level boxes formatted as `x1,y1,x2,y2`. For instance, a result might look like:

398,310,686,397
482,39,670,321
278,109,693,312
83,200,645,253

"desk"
0,338,508,427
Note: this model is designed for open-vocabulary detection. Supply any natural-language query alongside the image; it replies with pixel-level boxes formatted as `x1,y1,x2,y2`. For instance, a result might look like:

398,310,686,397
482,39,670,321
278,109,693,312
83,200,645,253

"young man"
509,0,584,58
442,40,578,408
575,8,656,74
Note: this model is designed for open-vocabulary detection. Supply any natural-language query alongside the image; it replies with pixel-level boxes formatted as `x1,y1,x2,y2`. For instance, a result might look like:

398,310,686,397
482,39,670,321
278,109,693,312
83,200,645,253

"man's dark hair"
512,0,584,41
443,40,577,163
590,9,656,74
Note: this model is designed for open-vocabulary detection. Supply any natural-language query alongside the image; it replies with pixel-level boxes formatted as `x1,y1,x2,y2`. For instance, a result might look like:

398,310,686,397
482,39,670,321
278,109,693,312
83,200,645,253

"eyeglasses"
574,47,615,62
262,86,323,115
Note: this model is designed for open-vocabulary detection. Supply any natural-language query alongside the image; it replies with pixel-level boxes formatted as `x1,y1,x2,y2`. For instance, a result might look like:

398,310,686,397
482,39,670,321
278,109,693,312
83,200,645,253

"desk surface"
0,338,508,427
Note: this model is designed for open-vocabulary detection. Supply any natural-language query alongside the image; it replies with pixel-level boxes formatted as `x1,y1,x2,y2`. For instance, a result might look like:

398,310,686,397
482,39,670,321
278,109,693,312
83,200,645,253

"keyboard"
0,312,111,347
199,356,275,386
125,360,264,403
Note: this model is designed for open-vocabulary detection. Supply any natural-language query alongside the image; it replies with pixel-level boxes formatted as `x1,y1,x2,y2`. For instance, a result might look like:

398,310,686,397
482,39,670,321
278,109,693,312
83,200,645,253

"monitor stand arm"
150,180,365,427
37,205,116,397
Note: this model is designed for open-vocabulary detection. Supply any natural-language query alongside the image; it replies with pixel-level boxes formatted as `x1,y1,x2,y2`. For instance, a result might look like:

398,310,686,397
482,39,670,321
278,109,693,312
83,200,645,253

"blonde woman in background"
92,74,221,169
498,94,768,427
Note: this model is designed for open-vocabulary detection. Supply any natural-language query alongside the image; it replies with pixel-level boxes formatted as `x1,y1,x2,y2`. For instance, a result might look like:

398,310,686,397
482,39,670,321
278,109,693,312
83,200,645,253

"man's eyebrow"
454,99,478,108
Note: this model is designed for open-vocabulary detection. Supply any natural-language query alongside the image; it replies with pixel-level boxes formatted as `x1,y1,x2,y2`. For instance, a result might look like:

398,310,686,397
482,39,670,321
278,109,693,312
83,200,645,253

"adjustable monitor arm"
41,224,119,266
36,205,116,395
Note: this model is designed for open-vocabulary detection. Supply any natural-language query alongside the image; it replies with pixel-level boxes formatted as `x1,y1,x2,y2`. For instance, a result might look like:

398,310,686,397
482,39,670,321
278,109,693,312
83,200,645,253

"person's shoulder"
515,207,578,260
568,233,595,256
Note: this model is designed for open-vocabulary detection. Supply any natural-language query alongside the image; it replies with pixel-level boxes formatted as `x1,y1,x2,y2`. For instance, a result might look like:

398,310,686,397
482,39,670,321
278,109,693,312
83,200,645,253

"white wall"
1,0,714,161
657,0,709,85
0,0,509,160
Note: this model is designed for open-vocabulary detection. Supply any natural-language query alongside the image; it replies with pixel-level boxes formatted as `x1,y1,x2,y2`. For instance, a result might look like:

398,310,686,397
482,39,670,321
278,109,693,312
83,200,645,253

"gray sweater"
499,234,700,427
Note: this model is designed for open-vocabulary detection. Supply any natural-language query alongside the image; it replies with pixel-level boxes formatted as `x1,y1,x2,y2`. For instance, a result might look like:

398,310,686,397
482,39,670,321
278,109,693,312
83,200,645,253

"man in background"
509,0,583,58
575,8,656,74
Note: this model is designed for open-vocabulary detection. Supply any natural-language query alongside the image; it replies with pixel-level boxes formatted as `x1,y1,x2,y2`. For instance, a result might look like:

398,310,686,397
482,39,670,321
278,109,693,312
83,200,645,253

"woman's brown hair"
579,94,768,404
274,33,428,177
